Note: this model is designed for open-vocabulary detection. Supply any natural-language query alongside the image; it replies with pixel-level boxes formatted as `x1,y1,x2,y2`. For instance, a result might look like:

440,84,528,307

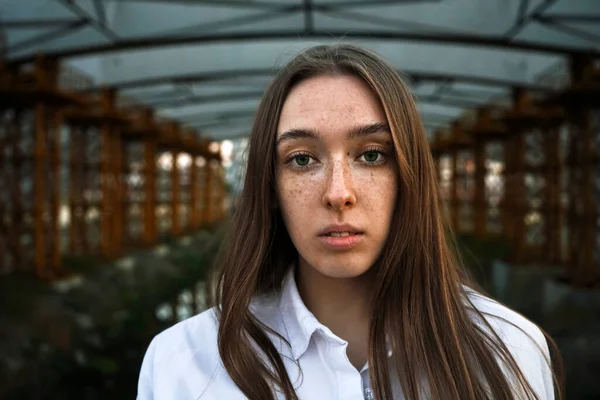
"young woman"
137,44,561,400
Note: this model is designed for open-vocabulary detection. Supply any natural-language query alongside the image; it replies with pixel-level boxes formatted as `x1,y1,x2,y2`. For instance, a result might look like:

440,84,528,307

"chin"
303,253,374,279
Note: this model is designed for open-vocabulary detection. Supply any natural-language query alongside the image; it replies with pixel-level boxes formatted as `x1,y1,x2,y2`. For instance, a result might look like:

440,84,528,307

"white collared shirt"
137,269,555,399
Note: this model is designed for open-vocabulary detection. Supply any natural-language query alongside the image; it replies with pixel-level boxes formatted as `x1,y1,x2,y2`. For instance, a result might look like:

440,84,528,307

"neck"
295,259,373,370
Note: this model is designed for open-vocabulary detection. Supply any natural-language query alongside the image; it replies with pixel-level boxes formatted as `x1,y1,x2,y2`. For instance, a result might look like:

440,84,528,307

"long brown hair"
214,44,563,400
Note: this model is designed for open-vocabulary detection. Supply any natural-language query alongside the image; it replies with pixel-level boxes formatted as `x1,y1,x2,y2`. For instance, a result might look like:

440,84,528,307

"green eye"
363,151,380,163
295,155,311,166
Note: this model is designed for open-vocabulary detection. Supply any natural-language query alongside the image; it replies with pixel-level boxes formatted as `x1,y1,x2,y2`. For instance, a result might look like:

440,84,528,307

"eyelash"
284,147,388,170
360,146,388,166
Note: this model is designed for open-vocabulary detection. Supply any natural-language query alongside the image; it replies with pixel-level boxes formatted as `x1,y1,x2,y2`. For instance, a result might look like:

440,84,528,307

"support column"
190,153,199,229
197,157,206,227
450,149,459,232
0,57,79,278
121,142,132,246
144,135,157,246
3,110,23,272
112,131,124,255
543,126,562,265
171,146,180,236
473,139,486,238
203,158,213,226
449,122,462,233
0,108,6,272
560,54,600,286
467,107,509,238
571,110,596,286
509,133,527,263
101,116,113,257
100,88,120,259
34,103,47,278
50,112,61,275
216,164,224,221
69,124,82,253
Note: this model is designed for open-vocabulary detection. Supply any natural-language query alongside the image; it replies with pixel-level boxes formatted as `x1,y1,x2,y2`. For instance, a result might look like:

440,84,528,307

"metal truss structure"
0,0,599,285
0,56,225,280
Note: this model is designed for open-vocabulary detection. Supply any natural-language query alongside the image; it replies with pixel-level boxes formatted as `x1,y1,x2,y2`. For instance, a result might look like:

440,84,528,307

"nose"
322,159,356,211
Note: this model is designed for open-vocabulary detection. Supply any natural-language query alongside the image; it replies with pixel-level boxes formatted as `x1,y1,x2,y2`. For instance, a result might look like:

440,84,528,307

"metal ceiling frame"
534,14,600,45
95,68,557,93
0,18,85,28
57,0,120,41
8,28,598,66
6,19,89,54
3,0,597,138
140,87,491,109
109,0,441,9
543,14,600,23
6,0,597,68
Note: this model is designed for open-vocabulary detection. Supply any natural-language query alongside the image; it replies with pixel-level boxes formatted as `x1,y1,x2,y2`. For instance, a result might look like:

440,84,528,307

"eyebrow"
276,128,319,146
276,122,391,145
348,122,391,139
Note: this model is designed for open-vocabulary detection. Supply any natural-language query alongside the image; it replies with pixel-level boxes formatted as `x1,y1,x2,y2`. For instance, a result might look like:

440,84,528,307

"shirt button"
364,387,374,400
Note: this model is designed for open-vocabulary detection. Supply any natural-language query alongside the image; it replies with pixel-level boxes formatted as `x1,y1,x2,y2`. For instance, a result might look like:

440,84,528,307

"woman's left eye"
359,150,384,163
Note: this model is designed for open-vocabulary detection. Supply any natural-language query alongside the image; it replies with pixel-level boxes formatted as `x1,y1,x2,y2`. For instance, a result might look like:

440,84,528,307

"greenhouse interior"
0,0,599,398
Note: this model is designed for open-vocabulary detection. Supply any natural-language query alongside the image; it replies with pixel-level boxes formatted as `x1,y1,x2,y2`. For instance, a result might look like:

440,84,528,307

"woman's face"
275,74,398,279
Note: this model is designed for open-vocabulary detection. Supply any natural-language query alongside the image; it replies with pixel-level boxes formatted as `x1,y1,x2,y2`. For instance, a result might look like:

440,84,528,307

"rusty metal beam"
69,124,84,254
569,110,597,285
543,126,562,264
171,148,181,236
144,136,157,245
473,140,486,238
506,133,527,263
100,89,118,258
190,155,199,229
450,153,459,232
34,104,47,278
8,30,597,66
50,113,61,275
203,160,212,225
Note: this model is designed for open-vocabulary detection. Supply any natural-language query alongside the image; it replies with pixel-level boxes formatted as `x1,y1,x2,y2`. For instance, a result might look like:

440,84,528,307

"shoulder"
136,295,285,400
466,289,555,399
137,308,222,399
467,289,546,348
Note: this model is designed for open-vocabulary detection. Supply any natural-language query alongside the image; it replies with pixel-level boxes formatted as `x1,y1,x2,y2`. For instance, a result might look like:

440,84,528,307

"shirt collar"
278,267,329,360
277,267,393,362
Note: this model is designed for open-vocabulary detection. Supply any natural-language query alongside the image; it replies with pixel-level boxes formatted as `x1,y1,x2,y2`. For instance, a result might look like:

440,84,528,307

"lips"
325,231,358,237
318,224,363,237
318,224,364,250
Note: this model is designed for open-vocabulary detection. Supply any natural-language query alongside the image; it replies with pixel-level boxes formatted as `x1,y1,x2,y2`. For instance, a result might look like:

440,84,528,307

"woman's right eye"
294,154,312,166
285,153,317,170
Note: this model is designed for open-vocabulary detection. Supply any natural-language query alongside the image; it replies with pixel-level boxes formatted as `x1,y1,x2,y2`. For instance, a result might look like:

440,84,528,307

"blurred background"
0,0,599,398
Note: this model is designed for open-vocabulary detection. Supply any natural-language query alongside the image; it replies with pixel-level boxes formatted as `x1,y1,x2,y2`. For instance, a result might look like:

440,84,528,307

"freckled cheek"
278,173,322,211
277,175,322,242
355,171,398,219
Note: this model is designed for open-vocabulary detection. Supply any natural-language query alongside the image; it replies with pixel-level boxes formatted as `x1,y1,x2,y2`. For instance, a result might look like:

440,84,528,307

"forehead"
277,75,386,132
